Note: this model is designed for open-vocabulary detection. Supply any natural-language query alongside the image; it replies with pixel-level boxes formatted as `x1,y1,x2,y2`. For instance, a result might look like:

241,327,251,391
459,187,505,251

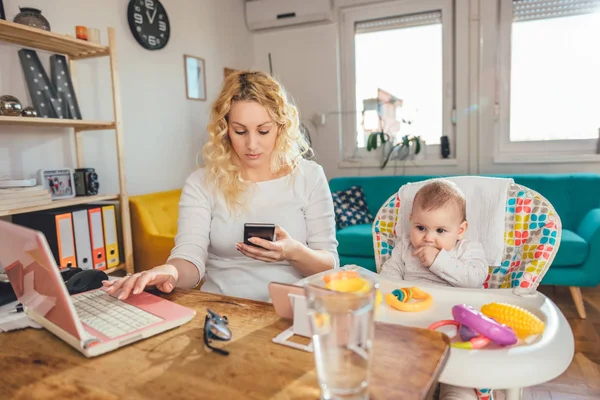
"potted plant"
366,131,422,169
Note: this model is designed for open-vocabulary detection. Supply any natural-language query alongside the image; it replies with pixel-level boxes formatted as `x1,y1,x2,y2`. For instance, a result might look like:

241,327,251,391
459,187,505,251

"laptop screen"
0,220,85,340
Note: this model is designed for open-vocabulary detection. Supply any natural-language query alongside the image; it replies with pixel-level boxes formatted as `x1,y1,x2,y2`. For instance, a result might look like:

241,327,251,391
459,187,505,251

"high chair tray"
295,266,574,390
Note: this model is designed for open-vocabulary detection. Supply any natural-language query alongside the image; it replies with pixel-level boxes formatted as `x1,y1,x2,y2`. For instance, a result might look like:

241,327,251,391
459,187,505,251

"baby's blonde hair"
413,180,467,222
201,70,311,213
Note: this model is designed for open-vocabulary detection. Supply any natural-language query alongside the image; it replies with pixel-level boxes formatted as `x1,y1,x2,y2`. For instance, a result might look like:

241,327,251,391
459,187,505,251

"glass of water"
304,270,377,400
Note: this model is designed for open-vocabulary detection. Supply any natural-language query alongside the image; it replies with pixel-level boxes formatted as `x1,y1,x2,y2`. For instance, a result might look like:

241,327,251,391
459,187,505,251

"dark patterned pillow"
331,185,374,229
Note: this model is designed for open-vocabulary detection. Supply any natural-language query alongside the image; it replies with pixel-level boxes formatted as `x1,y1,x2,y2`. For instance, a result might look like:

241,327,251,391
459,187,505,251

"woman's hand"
236,225,300,263
101,264,179,300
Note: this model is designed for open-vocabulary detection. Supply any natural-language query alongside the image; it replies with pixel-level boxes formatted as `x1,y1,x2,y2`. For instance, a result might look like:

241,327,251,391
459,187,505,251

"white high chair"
369,179,574,400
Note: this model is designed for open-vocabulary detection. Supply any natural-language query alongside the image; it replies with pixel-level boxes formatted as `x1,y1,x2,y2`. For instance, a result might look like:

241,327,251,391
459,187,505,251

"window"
498,0,600,155
354,13,443,147
340,0,454,161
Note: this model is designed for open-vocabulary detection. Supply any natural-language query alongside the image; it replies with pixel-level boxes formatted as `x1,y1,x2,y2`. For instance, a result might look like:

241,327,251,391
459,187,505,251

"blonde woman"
104,71,339,301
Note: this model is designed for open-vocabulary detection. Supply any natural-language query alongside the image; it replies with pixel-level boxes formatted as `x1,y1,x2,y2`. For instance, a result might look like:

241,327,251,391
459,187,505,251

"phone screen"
244,223,276,247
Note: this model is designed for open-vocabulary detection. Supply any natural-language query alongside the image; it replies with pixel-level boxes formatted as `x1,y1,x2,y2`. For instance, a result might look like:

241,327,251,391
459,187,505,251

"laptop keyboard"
72,290,164,339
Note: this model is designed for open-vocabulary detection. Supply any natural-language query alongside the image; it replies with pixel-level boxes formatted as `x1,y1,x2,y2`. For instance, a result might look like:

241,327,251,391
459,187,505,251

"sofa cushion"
332,185,373,229
552,229,588,267
336,223,374,257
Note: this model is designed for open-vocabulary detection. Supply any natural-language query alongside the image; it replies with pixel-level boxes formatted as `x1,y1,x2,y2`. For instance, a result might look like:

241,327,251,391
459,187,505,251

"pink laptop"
0,220,196,358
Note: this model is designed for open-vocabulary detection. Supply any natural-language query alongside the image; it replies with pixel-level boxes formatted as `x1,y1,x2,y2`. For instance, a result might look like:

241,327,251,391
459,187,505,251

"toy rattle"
428,304,518,349
385,286,433,312
481,302,545,339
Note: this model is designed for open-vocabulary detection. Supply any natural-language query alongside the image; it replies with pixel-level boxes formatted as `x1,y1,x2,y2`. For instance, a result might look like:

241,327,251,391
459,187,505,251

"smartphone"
268,281,305,319
243,223,276,248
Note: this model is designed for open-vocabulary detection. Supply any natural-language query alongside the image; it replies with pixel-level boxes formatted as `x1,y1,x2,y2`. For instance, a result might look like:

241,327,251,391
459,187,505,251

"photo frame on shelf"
184,54,206,101
37,168,75,200
18,49,82,119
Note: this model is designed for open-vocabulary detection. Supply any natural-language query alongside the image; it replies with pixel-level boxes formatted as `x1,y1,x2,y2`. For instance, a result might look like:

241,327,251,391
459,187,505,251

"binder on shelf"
91,200,124,264
87,207,106,270
72,209,93,270
101,205,120,269
12,210,77,269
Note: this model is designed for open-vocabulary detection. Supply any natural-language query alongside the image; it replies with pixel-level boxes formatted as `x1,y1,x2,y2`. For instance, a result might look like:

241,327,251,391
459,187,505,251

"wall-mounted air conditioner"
245,0,334,32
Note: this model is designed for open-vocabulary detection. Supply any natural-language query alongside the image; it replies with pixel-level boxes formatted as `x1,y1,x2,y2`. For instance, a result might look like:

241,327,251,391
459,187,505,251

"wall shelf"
1,20,134,274
0,116,115,131
0,19,109,59
0,194,120,217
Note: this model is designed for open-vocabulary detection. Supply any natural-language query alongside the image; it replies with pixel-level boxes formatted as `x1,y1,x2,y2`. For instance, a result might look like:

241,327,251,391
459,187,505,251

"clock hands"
146,7,157,24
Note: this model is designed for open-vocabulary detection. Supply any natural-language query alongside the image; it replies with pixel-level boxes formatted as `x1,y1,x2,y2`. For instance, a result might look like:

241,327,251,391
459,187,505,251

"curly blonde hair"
201,70,311,213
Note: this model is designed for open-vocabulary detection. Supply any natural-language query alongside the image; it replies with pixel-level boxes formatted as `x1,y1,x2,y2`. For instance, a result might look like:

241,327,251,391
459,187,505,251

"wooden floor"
522,285,600,400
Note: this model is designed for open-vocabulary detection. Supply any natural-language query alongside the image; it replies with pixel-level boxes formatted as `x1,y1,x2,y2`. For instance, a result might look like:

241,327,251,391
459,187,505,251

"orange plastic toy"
385,286,433,312
322,271,382,307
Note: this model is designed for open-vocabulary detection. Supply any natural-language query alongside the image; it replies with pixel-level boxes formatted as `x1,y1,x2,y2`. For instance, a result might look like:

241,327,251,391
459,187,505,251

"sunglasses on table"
204,308,232,356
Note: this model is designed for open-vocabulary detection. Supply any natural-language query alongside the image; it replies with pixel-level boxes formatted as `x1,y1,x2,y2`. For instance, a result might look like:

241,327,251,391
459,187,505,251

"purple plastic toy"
459,324,478,341
452,304,518,346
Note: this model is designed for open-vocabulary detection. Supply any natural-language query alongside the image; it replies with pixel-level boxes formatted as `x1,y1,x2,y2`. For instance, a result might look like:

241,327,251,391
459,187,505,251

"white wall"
252,22,345,177
0,0,253,196
251,0,600,179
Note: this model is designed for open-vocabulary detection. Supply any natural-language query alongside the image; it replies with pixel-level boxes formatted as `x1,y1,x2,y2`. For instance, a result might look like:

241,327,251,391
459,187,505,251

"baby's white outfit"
380,233,489,288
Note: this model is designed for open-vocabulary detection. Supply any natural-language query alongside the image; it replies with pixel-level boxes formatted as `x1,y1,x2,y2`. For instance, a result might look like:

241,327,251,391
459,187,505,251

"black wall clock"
127,0,170,50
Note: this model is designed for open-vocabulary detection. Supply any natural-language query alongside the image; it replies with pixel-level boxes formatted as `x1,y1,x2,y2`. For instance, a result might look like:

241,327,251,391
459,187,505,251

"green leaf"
402,136,409,147
367,133,376,151
414,138,421,154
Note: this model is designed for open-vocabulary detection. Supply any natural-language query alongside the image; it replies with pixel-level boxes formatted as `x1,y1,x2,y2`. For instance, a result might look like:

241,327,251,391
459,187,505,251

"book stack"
0,185,52,213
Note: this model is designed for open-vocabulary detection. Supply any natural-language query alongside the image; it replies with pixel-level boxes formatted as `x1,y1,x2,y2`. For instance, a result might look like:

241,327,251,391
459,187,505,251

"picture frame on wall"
184,55,206,101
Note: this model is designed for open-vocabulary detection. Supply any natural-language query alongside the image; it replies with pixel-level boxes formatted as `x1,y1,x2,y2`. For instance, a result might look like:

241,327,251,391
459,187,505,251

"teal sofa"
329,173,600,318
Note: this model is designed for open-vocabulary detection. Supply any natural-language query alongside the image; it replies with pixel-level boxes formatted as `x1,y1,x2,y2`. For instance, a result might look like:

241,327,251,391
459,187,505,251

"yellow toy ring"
385,286,433,312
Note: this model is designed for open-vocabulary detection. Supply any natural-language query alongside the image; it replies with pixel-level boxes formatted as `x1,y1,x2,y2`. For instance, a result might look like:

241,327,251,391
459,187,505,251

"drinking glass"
304,270,377,400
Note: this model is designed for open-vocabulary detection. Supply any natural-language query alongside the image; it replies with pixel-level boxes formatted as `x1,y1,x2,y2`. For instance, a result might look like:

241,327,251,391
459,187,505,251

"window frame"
339,0,455,163
495,0,598,162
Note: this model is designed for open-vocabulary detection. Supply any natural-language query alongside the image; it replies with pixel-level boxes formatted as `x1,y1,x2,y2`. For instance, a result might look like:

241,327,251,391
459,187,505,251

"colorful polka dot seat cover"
372,182,562,400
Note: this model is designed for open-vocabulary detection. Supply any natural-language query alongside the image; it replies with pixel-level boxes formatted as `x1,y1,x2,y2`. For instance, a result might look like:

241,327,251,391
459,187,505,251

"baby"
380,179,488,289
380,179,488,400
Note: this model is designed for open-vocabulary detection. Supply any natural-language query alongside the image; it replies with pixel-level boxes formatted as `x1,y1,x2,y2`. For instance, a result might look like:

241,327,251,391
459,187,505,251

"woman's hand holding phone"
236,225,298,263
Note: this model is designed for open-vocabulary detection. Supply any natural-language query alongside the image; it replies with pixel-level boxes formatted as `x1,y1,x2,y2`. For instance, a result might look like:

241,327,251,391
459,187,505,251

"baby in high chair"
380,179,489,400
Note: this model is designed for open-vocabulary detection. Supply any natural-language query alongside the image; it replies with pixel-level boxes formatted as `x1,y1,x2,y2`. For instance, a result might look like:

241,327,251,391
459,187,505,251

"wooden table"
0,290,449,399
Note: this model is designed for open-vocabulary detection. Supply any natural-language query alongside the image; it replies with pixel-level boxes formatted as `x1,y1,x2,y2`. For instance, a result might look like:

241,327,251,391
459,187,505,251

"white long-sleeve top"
167,159,339,301
380,234,489,288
